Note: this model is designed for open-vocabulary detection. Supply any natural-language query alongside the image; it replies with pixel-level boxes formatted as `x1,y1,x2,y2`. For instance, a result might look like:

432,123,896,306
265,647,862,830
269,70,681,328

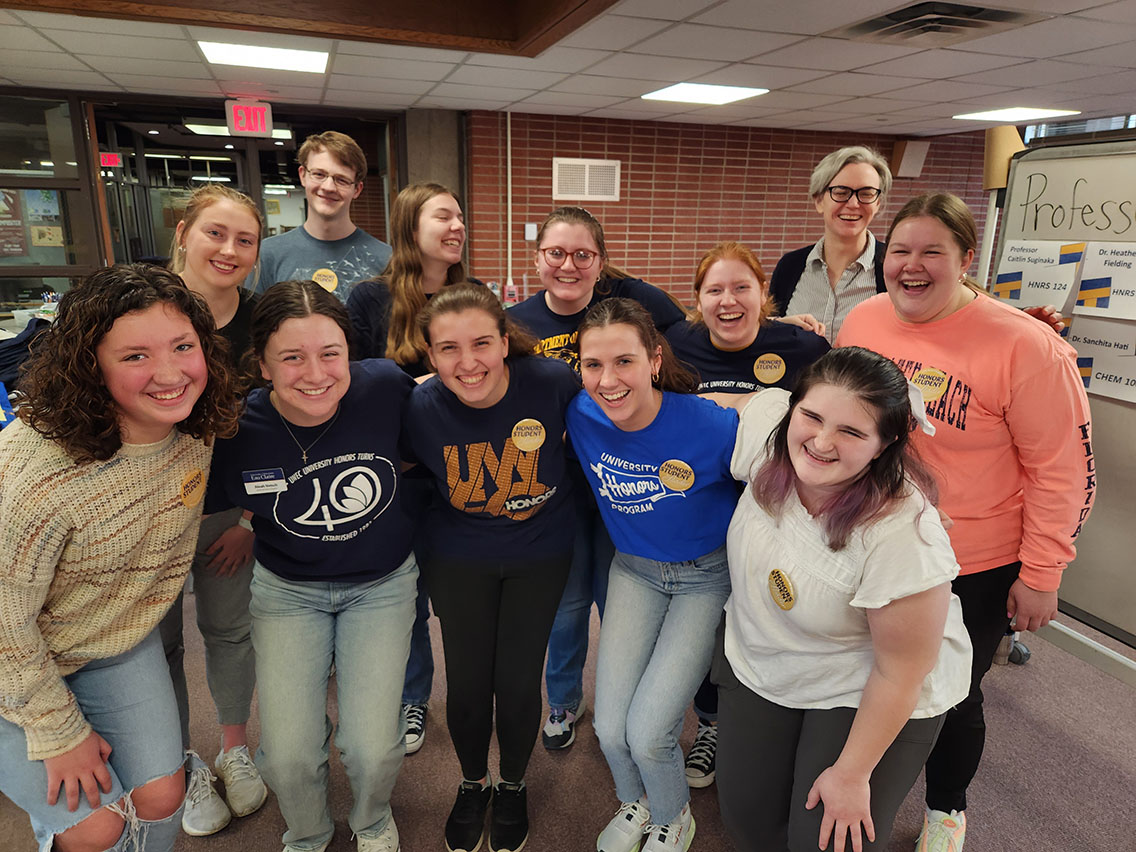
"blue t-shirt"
404,356,580,559
207,359,415,582
665,320,830,394
252,225,393,303
566,390,740,562
509,277,686,372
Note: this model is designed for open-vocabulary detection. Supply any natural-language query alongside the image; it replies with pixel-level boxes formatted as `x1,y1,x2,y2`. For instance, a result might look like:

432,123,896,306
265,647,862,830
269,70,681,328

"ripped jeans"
0,630,185,851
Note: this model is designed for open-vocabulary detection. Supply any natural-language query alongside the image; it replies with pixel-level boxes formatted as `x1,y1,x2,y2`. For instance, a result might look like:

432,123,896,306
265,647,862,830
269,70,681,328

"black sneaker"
446,779,492,852
489,780,528,852
684,721,717,788
402,702,428,754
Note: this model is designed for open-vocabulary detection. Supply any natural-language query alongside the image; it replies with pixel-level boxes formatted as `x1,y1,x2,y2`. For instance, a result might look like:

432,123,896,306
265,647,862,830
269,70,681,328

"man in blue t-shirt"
252,131,392,303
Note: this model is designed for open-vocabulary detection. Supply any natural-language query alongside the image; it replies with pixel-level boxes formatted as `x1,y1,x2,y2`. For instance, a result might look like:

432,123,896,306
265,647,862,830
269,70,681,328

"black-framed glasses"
540,247,599,270
825,185,881,203
305,168,358,189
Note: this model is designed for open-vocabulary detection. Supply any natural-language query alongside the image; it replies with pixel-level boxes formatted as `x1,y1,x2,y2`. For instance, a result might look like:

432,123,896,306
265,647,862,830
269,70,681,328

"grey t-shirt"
251,225,392,303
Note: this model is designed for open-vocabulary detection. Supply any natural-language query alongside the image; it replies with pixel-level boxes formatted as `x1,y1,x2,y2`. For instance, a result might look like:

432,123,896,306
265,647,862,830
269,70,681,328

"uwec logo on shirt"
277,453,397,542
591,452,688,514
444,439,554,520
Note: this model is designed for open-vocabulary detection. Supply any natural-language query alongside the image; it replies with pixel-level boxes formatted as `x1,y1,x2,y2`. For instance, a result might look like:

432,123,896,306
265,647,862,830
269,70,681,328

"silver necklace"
276,404,341,464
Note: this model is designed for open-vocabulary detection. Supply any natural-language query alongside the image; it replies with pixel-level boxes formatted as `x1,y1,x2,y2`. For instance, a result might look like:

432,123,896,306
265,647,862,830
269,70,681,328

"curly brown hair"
18,264,241,463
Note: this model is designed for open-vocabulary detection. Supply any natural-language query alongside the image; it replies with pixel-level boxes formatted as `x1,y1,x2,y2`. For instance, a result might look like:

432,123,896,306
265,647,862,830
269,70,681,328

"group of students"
0,138,1094,852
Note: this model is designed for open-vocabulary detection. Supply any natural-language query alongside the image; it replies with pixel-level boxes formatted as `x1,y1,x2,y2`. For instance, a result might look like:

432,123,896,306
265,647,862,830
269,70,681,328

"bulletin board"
993,139,1136,645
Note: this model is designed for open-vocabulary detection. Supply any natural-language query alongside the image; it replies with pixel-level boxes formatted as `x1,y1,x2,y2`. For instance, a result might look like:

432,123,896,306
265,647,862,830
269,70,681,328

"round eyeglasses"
305,168,358,189
539,247,599,270
825,185,881,204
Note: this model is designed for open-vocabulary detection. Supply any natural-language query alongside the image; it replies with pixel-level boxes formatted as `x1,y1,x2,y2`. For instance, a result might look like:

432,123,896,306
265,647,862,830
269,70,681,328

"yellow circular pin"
658,459,695,492
511,418,546,452
181,468,205,508
910,367,948,402
768,569,795,611
753,353,786,384
312,268,339,292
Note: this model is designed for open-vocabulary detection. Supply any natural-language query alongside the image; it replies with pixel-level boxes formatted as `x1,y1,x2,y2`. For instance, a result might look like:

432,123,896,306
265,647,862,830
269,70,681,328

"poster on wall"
31,225,64,247
1071,241,1136,321
23,189,59,221
1067,314,1136,403
0,190,27,257
992,240,1083,312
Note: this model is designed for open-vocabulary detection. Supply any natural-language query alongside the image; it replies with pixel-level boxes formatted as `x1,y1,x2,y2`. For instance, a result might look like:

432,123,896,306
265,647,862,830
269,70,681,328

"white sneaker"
181,751,232,836
358,817,400,852
215,744,268,817
642,803,695,852
597,798,650,852
283,841,331,852
402,703,428,755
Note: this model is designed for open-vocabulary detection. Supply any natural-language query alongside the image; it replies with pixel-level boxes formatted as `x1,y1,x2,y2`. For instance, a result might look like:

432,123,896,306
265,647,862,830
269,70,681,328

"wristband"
237,516,253,532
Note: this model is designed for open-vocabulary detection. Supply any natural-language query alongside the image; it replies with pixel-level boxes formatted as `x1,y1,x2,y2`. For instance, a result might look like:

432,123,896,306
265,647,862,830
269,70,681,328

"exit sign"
225,100,273,138
100,152,122,167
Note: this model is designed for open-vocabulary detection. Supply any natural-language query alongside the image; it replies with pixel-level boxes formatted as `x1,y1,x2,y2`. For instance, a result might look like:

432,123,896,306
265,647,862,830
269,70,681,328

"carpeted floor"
3,596,1133,851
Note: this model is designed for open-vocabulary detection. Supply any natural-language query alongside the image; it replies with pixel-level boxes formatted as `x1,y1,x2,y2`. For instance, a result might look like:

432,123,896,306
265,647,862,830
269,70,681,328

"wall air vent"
553,157,620,202
829,3,1047,49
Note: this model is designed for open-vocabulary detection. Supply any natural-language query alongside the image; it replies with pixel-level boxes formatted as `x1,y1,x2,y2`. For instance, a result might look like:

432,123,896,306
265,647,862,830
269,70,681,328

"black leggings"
423,553,570,782
924,561,1020,813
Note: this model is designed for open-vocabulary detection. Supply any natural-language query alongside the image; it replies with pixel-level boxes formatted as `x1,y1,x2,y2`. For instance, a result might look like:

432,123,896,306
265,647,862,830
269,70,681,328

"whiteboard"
996,140,1136,645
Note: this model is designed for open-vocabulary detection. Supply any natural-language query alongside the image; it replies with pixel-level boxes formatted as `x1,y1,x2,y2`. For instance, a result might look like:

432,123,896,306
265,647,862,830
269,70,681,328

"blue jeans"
249,555,417,850
0,630,185,852
544,501,614,711
402,477,434,706
593,547,730,825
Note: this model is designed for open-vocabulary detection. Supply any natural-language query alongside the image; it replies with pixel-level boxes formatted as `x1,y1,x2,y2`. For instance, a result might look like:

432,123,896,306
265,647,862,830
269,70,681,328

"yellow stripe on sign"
1078,287,1111,300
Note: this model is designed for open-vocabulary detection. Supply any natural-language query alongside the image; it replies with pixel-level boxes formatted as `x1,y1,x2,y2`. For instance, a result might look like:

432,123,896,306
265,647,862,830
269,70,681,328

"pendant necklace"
277,404,341,464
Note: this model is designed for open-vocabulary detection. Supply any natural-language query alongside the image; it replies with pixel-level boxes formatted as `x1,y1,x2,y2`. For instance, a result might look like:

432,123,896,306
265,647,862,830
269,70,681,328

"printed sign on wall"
992,240,1083,312
1072,241,1136,321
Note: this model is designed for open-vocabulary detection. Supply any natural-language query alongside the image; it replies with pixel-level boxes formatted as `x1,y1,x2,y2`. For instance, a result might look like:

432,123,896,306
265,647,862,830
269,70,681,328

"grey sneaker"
181,751,231,836
215,744,268,817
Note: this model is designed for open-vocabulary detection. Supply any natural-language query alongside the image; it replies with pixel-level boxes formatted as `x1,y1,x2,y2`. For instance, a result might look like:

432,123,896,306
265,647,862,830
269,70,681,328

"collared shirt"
785,233,879,344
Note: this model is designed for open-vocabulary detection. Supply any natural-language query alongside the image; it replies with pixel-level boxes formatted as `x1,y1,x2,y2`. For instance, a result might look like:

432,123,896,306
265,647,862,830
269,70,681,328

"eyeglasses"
305,168,358,189
539,247,599,270
825,185,881,204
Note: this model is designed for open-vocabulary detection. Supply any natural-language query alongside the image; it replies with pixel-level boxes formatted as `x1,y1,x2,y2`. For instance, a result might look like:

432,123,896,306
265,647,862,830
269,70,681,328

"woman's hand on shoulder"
698,391,756,410
1022,304,1065,334
776,313,827,338
45,730,114,811
805,763,875,852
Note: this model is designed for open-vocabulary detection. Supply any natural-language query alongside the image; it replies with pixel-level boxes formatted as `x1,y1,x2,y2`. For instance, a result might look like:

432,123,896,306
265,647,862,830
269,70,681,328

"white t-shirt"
724,390,972,718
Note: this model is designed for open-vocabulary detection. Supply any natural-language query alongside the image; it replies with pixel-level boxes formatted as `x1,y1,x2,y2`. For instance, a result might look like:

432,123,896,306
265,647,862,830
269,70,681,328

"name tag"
243,468,287,495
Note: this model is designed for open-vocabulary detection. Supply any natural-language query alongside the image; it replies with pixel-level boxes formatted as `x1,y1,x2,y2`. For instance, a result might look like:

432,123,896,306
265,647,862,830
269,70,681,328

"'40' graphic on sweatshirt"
291,464,393,532
443,441,555,520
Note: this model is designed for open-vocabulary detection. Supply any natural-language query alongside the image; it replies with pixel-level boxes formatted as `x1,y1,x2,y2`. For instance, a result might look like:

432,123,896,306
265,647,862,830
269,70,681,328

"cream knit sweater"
0,420,211,760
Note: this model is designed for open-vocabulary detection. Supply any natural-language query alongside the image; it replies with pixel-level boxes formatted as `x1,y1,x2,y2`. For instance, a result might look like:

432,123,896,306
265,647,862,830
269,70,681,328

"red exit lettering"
233,104,266,133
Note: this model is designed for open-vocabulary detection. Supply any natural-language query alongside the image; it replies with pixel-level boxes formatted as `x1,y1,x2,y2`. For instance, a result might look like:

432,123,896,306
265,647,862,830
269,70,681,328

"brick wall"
466,111,991,303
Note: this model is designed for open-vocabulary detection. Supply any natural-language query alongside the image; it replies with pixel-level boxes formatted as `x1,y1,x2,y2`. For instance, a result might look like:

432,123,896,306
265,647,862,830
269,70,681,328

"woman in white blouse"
716,346,971,852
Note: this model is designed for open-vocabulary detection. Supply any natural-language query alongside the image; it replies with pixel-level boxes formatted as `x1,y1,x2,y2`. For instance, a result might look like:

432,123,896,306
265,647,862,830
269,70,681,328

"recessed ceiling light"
275,141,284,146
641,82,768,105
189,155,231,162
191,175,232,182
225,144,235,149
184,123,292,140
148,129,159,135
144,153,183,159
952,107,1080,122
264,188,288,195
198,41,328,74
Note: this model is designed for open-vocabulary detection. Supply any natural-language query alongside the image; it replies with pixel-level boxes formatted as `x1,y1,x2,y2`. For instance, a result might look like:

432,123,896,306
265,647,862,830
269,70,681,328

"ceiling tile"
983,0,1114,11
334,40,467,63
1049,67,1136,94
0,11,19,23
330,54,455,80
834,96,935,114
323,92,418,109
214,67,327,86
1058,40,1136,67
412,96,514,110
326,75,435,95
951,59,1114,87
691,63,828,88
584,106,680,120
104,73,222,94
953,88,1090,109
549,75,664,97
582,52,727,81
427,82,535,101
82,56,212,78
44,29,198,60
748,37,922,71
464,47,609,73
786,72,916,96
14,10,181,37
678,103,790,121
956,16,1136,58
558,15,670,50
855,49,1025,79
5,68,114,86
887,80,1017,101
247,85,326,100
446,65,567,89
628,24,799,61
612,0,720,21
692,0,913,35
0,49,88,71
517,91,626,108
0,26,67,51
1076,0,1136,23
738,90,848,110
511,103,592,116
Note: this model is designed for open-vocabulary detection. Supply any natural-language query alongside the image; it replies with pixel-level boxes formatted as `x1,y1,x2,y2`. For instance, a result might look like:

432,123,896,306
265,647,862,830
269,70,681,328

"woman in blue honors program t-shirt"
403,284,580,852
565,298,741,852
664,241,830,791
509,206,686,755
207,281,417,852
